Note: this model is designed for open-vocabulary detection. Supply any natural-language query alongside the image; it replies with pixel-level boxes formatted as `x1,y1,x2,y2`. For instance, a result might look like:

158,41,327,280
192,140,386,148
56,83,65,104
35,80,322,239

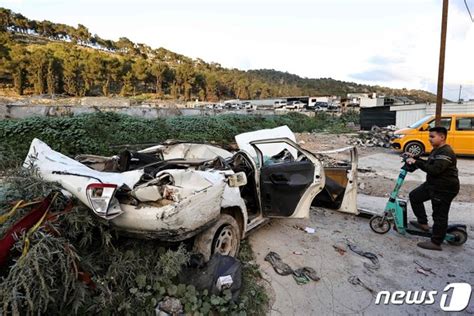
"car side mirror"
227,172,247,187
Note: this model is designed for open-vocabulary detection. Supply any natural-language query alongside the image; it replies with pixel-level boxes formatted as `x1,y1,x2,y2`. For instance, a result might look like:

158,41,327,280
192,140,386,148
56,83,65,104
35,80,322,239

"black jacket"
414,144,459,193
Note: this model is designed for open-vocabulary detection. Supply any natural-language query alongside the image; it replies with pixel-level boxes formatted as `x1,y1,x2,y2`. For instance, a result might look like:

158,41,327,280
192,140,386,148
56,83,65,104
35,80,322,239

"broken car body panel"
24,139,143,219
24,139,247,239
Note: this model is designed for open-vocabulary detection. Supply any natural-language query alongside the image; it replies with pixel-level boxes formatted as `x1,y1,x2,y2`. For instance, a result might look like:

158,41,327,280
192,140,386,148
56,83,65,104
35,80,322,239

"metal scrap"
349,125,397,148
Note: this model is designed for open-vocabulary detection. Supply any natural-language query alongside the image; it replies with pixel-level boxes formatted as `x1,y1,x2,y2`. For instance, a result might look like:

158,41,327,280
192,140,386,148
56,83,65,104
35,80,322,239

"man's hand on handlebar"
406,158,416,165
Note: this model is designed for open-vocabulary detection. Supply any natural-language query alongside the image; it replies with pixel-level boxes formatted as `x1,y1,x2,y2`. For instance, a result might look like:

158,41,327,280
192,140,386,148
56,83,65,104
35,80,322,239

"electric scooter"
369,153,468,246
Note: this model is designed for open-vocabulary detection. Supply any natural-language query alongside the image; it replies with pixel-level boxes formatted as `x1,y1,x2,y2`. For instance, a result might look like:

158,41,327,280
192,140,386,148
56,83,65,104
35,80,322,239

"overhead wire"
465,0,474,22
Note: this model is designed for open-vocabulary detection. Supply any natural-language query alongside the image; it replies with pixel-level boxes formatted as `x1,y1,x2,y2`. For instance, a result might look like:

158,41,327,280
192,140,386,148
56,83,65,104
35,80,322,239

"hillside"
248,69,438,103
0,7,438,103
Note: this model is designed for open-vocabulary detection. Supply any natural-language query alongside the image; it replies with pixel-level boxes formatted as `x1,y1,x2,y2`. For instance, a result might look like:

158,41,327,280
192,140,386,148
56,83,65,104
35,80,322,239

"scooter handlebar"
400,153,418,172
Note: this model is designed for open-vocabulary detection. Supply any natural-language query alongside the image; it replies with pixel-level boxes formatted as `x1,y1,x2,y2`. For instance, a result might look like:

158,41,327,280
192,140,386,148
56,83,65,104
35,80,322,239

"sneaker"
417,241,442,251
409,221,430,232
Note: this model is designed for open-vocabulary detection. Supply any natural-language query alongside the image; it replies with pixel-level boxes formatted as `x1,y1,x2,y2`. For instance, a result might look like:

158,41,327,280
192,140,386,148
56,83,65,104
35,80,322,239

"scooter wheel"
369,216,391,234
447,229,468,246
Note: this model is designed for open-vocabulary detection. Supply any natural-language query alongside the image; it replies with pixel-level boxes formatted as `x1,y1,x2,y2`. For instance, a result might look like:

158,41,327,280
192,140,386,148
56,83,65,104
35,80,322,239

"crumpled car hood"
24,138,144,218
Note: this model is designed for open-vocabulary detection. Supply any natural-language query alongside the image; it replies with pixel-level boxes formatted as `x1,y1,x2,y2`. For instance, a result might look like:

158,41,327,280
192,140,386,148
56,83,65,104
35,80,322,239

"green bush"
0,167,268,315
0,112,359,169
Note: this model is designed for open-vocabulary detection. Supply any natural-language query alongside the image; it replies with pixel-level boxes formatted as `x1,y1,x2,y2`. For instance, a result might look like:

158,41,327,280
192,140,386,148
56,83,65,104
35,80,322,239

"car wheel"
193,214,241,261
404,142,424,156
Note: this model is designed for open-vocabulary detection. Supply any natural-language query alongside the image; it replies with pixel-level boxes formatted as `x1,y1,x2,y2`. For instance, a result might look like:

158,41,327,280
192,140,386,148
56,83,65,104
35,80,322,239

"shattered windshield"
408,115,432,128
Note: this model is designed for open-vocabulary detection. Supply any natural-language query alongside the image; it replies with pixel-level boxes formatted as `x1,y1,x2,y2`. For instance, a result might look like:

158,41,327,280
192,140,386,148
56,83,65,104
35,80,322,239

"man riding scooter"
406,126,460,251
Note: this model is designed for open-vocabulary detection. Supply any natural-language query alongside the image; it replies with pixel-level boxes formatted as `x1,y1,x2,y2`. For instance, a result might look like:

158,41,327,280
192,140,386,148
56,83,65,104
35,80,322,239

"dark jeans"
409,183,458,245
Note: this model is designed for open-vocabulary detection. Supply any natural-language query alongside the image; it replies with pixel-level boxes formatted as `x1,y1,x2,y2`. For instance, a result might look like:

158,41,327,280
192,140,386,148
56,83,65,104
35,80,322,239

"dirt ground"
248,133,474,315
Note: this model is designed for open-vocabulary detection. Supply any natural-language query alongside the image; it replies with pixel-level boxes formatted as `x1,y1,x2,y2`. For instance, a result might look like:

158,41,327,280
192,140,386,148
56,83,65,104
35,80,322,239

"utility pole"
435,0,449,126
458,84,463,103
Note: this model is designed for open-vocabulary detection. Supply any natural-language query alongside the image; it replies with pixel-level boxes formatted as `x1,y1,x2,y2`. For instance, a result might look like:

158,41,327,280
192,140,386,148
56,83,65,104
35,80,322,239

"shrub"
0,112,359,169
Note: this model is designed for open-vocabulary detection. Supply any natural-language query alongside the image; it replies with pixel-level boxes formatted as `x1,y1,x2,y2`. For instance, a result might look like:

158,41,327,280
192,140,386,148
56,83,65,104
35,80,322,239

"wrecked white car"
24,126,358,260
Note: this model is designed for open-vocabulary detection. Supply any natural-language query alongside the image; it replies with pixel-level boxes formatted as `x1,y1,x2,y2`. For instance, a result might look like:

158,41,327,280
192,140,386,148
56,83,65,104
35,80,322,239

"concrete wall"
390,102,474,128
0,103,307,119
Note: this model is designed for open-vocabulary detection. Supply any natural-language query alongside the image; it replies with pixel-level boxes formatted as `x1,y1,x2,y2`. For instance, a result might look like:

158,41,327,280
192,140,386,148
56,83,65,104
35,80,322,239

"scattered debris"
293,267,320,285
416,267,431,276
348,276,376,296
414,260,436,275
156,297,183,315
347,243,380,271
216,275,234,291
264,251,319,285
448,274,456,278
264,251,293,276
0,193,60,267
357,167,374,173
293,251,303,255
349,125,397,148
180,253,242,301
304,227,316,234
313,152,350,168
333,244,347,255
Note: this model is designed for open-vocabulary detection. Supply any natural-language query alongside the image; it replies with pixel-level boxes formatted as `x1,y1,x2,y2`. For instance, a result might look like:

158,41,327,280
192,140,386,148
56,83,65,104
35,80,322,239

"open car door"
250,138,325,218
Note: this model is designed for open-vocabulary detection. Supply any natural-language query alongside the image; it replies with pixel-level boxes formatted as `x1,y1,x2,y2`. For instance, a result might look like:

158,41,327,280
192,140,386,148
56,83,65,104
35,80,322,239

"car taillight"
86,183,118,217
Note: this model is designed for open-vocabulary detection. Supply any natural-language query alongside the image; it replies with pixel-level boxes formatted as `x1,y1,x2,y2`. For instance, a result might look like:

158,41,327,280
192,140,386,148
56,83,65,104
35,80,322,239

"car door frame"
249,137,325,218
314,146,359,214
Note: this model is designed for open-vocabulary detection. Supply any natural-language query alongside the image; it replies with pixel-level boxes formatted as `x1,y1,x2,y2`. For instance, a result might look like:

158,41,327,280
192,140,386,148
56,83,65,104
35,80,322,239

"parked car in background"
390,113,474,155
327,103,340,112
274,100,287,108
314,102,328,112
285,101,305,110
241,101,253,109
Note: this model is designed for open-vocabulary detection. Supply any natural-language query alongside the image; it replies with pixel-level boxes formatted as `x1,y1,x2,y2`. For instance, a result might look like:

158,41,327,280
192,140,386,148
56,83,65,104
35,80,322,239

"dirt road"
248,133,474,315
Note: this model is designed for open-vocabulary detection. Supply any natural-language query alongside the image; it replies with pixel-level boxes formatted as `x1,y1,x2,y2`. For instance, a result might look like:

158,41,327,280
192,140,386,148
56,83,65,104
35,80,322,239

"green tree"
0,8,12,32
120,59,135,96
28,48,50,94
151,62,169,96
46,57,61,96
116,37,135,55
175,63,195,101
8,45,29,95
132,58,150,94
62,49,85,96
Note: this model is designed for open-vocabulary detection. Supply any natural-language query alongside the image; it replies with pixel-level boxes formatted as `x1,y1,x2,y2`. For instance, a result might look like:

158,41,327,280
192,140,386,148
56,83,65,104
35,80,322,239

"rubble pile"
349,125,397,148
314,153,350,168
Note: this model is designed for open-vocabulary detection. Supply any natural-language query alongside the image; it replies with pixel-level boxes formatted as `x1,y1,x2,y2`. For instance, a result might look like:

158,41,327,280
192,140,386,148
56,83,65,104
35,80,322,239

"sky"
1,0,473,101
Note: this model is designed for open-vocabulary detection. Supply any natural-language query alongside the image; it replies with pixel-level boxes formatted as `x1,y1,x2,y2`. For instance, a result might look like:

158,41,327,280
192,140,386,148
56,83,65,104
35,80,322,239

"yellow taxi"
390,113,474,155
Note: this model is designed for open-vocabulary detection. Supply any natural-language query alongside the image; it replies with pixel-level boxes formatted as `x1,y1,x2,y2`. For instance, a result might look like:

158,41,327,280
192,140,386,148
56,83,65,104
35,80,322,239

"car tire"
404,141,425,156
193,214,241,262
